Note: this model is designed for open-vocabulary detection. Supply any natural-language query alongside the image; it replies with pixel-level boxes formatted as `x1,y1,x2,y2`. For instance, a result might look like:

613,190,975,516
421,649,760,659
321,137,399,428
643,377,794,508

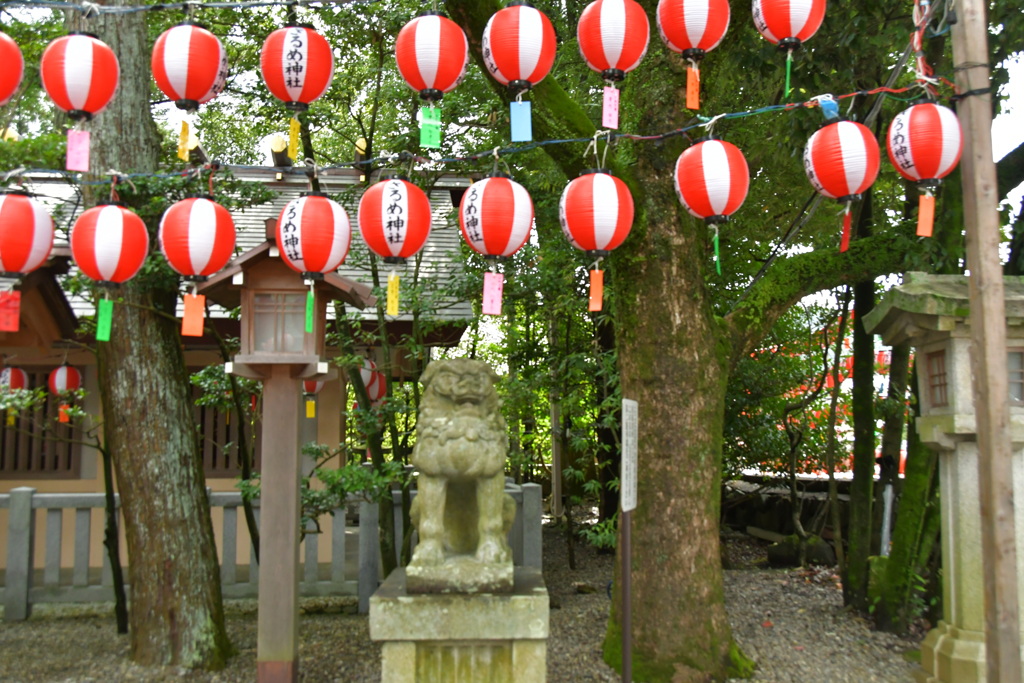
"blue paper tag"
510,101,532,142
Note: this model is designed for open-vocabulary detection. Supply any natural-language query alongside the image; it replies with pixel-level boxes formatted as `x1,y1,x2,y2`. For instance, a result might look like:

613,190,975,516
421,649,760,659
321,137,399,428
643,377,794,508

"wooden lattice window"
1010,350,1024,403
0,369,82,479
927,350,949,408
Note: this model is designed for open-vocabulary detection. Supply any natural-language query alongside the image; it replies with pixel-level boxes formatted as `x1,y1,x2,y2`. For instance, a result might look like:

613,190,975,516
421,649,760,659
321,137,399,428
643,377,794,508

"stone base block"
370,567,548,682
914,621,991,683
406,555,514,594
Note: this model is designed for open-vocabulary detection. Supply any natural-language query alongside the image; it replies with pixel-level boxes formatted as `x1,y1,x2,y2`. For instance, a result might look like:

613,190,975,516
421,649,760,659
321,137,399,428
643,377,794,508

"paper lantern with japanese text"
1,367,28,391
159,196,236,279
752,0,826,49
260,25,334,111
559,170,634,257
275,193,351,277
70,204,150,284
577,0,650,82
0,32,23,106
459,175,534,259
481,3,557,94
40,33,120,121
886,102,961,236
357,175,432,264
804,120,880,251
0,192,55,277
151,23,228,111
48,365,82,395
395,13,469,101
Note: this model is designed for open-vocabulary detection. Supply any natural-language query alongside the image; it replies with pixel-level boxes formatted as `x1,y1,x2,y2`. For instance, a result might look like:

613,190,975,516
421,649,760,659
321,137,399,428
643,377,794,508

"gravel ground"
0,519,923,682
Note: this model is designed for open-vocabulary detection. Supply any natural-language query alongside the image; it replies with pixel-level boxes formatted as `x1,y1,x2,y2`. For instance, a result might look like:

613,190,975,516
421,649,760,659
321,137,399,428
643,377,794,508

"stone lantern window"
1010,349,1024,402
926,349,949,408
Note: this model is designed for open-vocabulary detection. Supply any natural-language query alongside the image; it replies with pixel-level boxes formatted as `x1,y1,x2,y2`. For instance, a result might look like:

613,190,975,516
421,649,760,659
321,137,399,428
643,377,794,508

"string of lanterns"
0,0,963,325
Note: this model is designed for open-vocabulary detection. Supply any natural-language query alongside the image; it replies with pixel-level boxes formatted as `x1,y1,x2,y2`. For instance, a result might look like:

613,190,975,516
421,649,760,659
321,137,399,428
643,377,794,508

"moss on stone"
726,641,757,678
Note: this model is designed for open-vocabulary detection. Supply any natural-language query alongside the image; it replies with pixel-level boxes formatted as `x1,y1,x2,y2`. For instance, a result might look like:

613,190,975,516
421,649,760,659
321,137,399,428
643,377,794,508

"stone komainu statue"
408,359,516,591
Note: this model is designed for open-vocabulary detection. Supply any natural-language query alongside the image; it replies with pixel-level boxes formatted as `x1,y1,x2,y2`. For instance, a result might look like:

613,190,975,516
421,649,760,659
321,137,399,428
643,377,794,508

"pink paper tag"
603,87,620,129
66,130,90,172
482,272,504,316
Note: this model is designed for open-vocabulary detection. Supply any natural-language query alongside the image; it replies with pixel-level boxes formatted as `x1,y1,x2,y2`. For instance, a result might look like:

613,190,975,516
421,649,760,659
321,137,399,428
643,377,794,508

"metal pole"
622,508,632,683
950,1,1021,680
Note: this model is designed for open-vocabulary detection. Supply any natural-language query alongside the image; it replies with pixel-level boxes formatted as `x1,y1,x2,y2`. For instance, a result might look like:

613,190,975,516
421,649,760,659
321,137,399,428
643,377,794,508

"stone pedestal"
369,568,549,682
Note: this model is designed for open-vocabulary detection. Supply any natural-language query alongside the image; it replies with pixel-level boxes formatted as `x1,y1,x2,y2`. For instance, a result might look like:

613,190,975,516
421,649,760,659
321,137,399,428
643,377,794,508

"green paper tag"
420,106,442,149
305,289,314,334
96,298,113,342
713,230,721,275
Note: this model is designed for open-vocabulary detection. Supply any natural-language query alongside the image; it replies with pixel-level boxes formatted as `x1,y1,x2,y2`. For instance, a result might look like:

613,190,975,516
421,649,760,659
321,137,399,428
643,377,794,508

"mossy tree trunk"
76,1,232,668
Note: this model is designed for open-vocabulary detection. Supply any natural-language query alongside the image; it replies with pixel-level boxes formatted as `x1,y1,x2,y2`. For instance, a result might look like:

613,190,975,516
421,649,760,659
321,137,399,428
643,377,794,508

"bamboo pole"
950,1,1021,681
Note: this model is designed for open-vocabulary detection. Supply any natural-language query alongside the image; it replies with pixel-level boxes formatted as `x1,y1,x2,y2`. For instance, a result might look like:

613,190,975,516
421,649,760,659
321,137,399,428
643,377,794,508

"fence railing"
1,482,542,621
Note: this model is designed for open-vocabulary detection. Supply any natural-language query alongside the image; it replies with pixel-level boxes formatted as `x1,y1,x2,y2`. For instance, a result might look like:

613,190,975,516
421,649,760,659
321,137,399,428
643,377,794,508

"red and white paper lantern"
559,171,634,257
657,0,730,57
159,196,236,279
40,33,120,121
358,176,432,264
151,23,228,111
0,192,55,277
577,0,650,82
459,175,534,259
886,103,962,237
303,379,326,395
260,25,334,111
752,0,826,49
1,367,28,391
481,4,558,94
673,139,750,221
395,13,469,101
0,31,24,106
276,193,351,276
48,365,82,394
70,204,150,284
360,359,387,406
804,120,880,251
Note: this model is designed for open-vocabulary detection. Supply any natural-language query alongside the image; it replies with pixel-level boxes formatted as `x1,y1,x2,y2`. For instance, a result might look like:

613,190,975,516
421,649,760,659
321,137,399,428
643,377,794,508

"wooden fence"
1,482,542,621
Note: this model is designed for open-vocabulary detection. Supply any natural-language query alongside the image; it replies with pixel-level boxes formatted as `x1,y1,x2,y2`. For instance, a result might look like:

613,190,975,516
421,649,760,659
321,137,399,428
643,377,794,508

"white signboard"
621,398,638,512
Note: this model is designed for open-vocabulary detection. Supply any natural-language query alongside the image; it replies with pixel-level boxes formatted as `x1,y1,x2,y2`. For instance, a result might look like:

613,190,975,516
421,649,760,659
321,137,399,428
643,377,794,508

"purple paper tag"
66,130,90,172
510,101,532,142
603,87,620,129
482,272,504,316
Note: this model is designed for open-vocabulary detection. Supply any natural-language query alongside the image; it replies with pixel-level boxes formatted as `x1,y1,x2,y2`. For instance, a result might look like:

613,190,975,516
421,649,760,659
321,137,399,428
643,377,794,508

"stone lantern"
197,236,372,683
865,272,1024,683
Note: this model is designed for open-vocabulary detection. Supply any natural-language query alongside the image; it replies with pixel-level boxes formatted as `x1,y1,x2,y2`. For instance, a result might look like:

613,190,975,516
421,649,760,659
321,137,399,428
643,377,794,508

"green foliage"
578,512,618,551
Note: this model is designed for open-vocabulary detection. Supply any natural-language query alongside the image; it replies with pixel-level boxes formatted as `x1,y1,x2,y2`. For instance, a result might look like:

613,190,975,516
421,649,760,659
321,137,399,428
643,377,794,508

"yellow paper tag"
387,272,400,316
686,66,701,111
288,117,300,161
589,270,605,312
178,120,190,161
917,193,935,237
6,410,14,426
306,399,316,419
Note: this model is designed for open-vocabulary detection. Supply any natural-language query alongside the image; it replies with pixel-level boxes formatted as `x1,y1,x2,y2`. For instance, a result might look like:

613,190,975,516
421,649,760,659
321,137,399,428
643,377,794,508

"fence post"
4,487,36,621
358,500,379,615
522,483,542,569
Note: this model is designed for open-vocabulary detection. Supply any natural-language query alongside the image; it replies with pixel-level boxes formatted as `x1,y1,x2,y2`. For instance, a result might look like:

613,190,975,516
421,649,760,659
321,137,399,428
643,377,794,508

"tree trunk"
80,1,232,668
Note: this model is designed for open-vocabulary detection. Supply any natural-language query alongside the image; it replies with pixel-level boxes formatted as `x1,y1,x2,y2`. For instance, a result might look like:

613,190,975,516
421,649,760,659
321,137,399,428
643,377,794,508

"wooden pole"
950,2,1022,681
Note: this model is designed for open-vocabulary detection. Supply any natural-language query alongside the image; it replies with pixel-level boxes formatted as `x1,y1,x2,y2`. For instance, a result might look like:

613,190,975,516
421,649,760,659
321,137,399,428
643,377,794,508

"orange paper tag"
0,291,20,332
182,293,206,337
306,399,316,419
686,65,701,110
917,193,935,237
59,405,70,423
589,270,605,312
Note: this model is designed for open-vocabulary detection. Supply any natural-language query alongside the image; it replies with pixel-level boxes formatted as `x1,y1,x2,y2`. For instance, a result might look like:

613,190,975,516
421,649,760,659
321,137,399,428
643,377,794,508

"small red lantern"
459,175,534,259
40,33,120,121
70,203,150,284
276,193,352,277
303,379,326,395
886,103,962,237
159,196,236,278
752,0,826,49
151,23,228,111
0,31,24,106
482,3,557,94
673,139,749,274
0,192,55,277
1,367,28,391
395,13,469,102
804,120,881,252
577,0,650,82
359,359,387,406
560,170,634,312
657,0,729,109
48,365,82,394
357,175,432,264
260,25,334,111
